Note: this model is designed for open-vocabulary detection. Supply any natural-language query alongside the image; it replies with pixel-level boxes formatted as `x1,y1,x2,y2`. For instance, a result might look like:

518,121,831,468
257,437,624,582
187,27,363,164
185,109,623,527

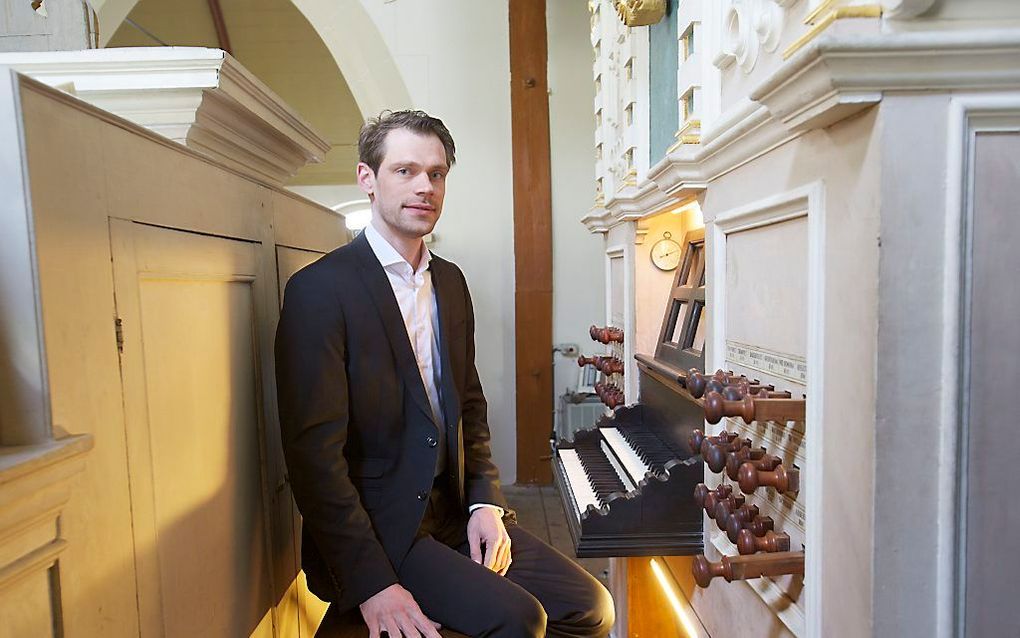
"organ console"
691,551,805,588
557,226,806,627
552,283,706,556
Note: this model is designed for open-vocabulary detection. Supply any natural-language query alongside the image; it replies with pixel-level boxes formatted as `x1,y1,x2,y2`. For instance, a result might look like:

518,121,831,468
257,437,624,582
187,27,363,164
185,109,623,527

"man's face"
357,128,449,241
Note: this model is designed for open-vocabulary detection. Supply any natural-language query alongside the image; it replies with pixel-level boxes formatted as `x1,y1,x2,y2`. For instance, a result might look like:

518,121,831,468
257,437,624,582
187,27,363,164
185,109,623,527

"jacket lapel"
431,258,465,504
430,259,462,428
352,233,435,425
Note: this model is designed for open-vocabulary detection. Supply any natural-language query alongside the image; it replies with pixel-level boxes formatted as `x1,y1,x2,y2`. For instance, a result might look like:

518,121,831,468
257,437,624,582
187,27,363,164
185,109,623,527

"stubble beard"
378,201,437,241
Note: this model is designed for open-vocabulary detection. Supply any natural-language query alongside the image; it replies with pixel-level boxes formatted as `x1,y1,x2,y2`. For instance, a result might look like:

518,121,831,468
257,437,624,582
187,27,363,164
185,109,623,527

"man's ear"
356,162,375,196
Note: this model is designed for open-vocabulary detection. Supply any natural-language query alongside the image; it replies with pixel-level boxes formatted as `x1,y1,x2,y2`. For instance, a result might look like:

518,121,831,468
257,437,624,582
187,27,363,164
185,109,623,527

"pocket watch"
650,231,682,271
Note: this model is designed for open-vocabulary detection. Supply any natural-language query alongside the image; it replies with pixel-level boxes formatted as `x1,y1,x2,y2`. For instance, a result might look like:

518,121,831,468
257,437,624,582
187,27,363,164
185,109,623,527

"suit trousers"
395,483,615,638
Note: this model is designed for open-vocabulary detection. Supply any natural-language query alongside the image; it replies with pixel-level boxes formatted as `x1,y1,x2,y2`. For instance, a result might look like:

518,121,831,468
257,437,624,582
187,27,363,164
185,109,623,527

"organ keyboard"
552,361,706,557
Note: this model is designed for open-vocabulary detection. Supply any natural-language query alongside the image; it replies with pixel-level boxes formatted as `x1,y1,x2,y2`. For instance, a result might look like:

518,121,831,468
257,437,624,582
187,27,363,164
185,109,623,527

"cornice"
0,47,331,186
582,178,678,232
756,28,1020,132
586,26,1020,233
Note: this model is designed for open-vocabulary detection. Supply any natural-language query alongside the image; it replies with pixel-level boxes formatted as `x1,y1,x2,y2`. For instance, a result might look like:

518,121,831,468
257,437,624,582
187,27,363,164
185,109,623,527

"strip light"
649,558,703,638
670,200,704,228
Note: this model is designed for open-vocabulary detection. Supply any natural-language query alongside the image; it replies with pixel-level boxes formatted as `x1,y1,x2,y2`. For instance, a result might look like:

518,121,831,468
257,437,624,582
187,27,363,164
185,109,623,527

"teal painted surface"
649,0,679,166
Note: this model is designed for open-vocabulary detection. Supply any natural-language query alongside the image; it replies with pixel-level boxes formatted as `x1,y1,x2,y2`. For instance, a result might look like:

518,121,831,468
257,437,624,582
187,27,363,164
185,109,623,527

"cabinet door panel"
111,220,274,638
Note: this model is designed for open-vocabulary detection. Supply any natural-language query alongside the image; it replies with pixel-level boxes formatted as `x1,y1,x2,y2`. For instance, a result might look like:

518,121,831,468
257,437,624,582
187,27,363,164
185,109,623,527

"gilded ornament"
614,0,666,27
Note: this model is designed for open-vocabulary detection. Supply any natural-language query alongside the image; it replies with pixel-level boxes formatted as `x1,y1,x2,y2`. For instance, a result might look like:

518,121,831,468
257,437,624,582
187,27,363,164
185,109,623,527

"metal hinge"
115,317,124,353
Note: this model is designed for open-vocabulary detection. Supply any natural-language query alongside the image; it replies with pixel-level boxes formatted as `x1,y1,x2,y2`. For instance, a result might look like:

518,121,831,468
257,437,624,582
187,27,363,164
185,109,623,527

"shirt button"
417,490,428,501
426,436,438,448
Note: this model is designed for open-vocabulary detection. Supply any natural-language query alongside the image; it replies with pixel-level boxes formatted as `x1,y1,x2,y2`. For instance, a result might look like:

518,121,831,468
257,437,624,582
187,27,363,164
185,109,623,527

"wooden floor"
502,484,609,584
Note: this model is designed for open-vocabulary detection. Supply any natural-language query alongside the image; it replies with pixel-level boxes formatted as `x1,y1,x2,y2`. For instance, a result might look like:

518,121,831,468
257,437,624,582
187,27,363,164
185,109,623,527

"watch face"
651,238,682,271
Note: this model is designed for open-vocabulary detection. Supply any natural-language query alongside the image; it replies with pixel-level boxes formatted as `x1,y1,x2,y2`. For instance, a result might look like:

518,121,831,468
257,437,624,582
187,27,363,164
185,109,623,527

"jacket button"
426,436,438,448
417,490,428,501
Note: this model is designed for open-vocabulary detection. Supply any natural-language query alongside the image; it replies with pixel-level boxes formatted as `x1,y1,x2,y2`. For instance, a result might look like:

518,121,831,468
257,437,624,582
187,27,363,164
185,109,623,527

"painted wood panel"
963,130,1020,637
111,221,273,637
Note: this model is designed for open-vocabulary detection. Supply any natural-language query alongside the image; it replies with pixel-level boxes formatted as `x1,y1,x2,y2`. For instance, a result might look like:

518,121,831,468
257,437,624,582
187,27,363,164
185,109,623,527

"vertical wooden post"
509,0,553,484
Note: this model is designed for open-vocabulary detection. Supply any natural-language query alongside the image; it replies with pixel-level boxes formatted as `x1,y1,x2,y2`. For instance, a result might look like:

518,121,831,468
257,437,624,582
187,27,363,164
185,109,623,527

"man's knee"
586,581,616,636
490,590,547,637
562,577,616,637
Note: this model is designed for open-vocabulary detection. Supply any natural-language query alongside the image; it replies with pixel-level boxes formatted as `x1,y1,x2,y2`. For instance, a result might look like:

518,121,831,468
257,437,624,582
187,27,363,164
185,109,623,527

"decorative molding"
802,0,838,25
0,47,330,186
759,29,1020,132
586,29,1020,236
881,0,938,19
783,5,883,59
0,435,93,590
582,179,677,232
717,0,787,74
935,95,1020,638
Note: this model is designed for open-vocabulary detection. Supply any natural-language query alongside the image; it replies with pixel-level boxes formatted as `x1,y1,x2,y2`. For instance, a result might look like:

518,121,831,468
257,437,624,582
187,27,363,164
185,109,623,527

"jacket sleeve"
457,269,509,511
275,269,397,605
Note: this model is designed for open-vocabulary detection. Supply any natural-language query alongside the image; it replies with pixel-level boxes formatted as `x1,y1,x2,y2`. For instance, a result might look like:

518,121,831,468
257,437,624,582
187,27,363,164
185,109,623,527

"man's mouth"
404,203,435,212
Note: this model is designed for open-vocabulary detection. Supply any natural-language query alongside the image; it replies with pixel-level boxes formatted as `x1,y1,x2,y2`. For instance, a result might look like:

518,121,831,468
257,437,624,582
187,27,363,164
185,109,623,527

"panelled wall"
7,75,345,637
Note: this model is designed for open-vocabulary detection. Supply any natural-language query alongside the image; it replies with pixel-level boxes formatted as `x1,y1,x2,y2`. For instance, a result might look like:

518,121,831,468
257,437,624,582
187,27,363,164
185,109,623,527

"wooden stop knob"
737,461,800,496
725,451,779,481
693,483,731,508
601,357,625,375
704,438,752,473
686,369,708,398
688,429,738,456
692,551,805,588
737,530,791,555
726,513,774,543
692,554,727,588
713,496,748,530
703,391,756,425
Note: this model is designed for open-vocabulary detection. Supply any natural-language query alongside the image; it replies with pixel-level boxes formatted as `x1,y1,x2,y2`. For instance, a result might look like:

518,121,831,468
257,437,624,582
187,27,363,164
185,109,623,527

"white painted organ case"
691,194,818,636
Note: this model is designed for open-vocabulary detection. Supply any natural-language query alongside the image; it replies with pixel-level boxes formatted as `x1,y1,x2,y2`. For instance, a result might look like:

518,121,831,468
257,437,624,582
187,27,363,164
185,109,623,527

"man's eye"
397,168,409,175
432,172,445,180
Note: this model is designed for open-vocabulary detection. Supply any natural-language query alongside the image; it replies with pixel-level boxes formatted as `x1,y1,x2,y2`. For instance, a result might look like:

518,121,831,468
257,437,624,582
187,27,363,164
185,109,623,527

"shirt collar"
364,220,432,276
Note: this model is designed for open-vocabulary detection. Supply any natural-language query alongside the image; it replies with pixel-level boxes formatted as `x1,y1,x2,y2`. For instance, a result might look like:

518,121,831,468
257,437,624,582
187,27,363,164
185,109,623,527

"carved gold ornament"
614,0,666,27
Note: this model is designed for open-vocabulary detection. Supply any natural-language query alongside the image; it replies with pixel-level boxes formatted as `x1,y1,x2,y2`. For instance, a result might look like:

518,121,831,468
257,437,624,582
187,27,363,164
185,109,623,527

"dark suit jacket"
275,232,508,613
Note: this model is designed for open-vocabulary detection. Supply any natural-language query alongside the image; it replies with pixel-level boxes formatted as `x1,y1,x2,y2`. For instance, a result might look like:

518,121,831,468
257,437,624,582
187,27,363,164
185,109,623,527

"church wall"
355,0,519,481
548,0,606,423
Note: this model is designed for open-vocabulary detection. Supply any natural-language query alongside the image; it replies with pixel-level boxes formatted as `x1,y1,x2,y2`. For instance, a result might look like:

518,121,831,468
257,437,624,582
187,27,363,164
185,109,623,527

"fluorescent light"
650,558,702,638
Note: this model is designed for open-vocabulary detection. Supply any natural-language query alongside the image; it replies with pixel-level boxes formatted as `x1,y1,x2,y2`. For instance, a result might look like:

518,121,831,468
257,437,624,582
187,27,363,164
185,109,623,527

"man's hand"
359,584,442,638
467,507,512,575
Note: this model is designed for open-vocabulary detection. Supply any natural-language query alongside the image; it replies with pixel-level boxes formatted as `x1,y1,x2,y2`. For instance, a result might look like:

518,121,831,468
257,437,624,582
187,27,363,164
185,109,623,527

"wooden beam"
509,0,553,485
206,0,233,56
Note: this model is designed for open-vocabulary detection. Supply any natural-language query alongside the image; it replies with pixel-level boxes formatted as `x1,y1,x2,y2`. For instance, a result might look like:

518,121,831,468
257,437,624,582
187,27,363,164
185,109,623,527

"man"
275,110,614,638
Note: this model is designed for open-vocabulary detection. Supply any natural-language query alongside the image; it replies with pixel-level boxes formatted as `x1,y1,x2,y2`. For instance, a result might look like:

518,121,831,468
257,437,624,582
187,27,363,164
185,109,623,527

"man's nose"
414,172,434,195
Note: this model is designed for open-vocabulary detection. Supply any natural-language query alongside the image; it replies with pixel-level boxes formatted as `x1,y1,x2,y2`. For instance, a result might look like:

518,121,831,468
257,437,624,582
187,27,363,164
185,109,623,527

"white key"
558,448,600,520
600,440,636,494
601,427,652,484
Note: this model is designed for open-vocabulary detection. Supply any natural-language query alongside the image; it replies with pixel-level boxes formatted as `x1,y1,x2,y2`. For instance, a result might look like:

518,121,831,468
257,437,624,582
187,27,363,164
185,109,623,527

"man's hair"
358,110,457,174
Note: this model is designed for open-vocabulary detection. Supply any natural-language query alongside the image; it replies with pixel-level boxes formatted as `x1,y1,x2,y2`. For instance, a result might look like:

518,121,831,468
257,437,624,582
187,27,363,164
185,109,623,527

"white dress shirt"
363,222,501,517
